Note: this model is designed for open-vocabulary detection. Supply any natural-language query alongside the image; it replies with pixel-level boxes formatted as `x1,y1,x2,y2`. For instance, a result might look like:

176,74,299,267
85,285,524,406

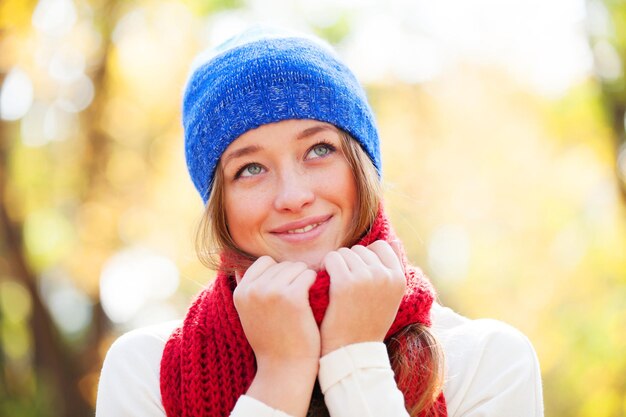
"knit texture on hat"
159,209,447,416
183,28,381,202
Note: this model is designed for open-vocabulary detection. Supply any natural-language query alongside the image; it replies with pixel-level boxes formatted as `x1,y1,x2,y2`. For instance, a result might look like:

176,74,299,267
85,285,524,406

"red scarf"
160,211,447,416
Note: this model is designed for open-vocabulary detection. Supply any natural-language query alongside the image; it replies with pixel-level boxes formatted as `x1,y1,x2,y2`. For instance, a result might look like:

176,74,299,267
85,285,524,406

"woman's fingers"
237,258,308,292
259,261,307,288
289,268,317,295
368,240,403,272
336,247,369,274
367,241,406,294
238,255,277,284
388,239,404,264
350,244,382,266
323,250,350,278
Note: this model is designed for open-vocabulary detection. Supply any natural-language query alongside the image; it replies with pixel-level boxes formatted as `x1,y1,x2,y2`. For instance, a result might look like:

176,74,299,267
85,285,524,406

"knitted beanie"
183,26,381,202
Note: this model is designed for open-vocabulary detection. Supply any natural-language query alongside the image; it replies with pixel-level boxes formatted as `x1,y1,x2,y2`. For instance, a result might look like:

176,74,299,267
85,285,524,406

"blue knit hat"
183,26,381,203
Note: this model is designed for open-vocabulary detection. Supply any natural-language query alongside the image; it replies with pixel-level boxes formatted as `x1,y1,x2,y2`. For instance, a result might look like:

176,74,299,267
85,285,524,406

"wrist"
321,335,383,357
255,355,319,377
247,359,318,417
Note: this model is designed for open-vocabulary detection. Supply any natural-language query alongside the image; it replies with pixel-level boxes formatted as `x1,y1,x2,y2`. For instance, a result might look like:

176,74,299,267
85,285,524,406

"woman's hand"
233,255,320,417
234,255,320,362
320,240,407,356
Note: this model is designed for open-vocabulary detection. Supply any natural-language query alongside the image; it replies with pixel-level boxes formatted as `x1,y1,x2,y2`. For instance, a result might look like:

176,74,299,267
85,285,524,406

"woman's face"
221,119,358,269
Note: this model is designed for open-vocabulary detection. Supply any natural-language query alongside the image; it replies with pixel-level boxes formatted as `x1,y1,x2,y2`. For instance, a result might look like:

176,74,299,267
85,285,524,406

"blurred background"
1,0,625,415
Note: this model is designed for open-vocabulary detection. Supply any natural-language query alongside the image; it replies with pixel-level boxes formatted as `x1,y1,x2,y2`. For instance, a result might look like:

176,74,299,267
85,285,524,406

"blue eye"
237,163,264,178
307,143,335,159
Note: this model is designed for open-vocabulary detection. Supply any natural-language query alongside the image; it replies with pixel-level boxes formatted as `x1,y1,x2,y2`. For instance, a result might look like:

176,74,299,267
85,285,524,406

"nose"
273,169,315,212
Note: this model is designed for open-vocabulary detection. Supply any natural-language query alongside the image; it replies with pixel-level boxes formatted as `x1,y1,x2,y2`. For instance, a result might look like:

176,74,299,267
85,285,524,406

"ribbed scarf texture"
160,211,447,416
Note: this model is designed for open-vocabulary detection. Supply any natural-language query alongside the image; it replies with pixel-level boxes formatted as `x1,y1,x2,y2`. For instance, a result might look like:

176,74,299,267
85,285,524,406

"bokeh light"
99,246,179,325
0,68,34,121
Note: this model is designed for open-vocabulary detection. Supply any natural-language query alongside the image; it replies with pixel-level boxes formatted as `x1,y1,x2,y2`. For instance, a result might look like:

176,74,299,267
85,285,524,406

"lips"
270,215,332,235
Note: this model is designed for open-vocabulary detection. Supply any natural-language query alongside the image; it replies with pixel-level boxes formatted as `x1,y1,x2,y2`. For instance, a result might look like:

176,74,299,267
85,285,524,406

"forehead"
232,119,337,145
221,119,340,164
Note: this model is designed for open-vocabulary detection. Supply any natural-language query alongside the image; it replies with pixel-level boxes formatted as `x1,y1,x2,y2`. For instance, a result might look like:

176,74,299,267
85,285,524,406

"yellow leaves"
181,0,243,16
23,208,75,271
105,147,148,191
108,2,199,113
0,281,32,325
1,320,31,360
580,383,623,417
0,281,32,361
0,0,36,31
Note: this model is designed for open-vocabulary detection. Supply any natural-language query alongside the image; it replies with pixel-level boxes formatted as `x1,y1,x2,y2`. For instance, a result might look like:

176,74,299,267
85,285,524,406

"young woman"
96,27,544,417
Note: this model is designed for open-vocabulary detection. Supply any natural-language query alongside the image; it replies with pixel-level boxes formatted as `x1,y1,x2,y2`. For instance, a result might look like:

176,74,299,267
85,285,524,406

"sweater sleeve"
317,317,544,417
231,396,295,417
442,319,544,417
319,342,410,417
96,326,170,417
95,323,296,417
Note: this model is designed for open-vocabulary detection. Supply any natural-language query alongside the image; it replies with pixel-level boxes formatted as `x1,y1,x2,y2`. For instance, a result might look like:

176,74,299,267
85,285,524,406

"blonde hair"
194,129,444,416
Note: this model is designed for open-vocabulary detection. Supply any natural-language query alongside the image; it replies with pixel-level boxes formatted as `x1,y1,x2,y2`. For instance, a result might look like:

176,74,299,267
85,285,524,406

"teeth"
286,222,320,234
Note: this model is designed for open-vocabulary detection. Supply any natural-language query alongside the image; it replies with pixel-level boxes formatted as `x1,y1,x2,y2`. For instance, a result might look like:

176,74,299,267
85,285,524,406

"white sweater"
96,303,544,417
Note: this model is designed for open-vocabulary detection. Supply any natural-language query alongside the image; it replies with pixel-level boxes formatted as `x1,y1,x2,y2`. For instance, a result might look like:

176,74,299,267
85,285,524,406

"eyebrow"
295,124,337,140
222,144,262,169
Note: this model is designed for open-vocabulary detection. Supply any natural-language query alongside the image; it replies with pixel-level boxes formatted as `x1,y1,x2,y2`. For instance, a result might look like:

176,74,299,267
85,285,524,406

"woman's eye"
238,163,264,178
306,143,335,159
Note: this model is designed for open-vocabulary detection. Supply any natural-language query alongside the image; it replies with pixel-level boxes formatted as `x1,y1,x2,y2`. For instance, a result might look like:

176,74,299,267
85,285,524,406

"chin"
278,250,326,271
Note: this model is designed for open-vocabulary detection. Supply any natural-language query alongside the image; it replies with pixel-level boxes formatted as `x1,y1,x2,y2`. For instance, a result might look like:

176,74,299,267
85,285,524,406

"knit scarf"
160,210,447,416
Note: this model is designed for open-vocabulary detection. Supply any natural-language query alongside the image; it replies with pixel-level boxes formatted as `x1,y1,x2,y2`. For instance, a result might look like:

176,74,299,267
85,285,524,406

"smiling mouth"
285,222,324,234
271,214,333,235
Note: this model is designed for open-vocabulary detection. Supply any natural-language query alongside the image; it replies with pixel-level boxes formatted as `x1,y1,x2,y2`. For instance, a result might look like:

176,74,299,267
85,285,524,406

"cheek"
225,194,251,228
344,172,358,206
224,188,270,246
318,164,358,213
